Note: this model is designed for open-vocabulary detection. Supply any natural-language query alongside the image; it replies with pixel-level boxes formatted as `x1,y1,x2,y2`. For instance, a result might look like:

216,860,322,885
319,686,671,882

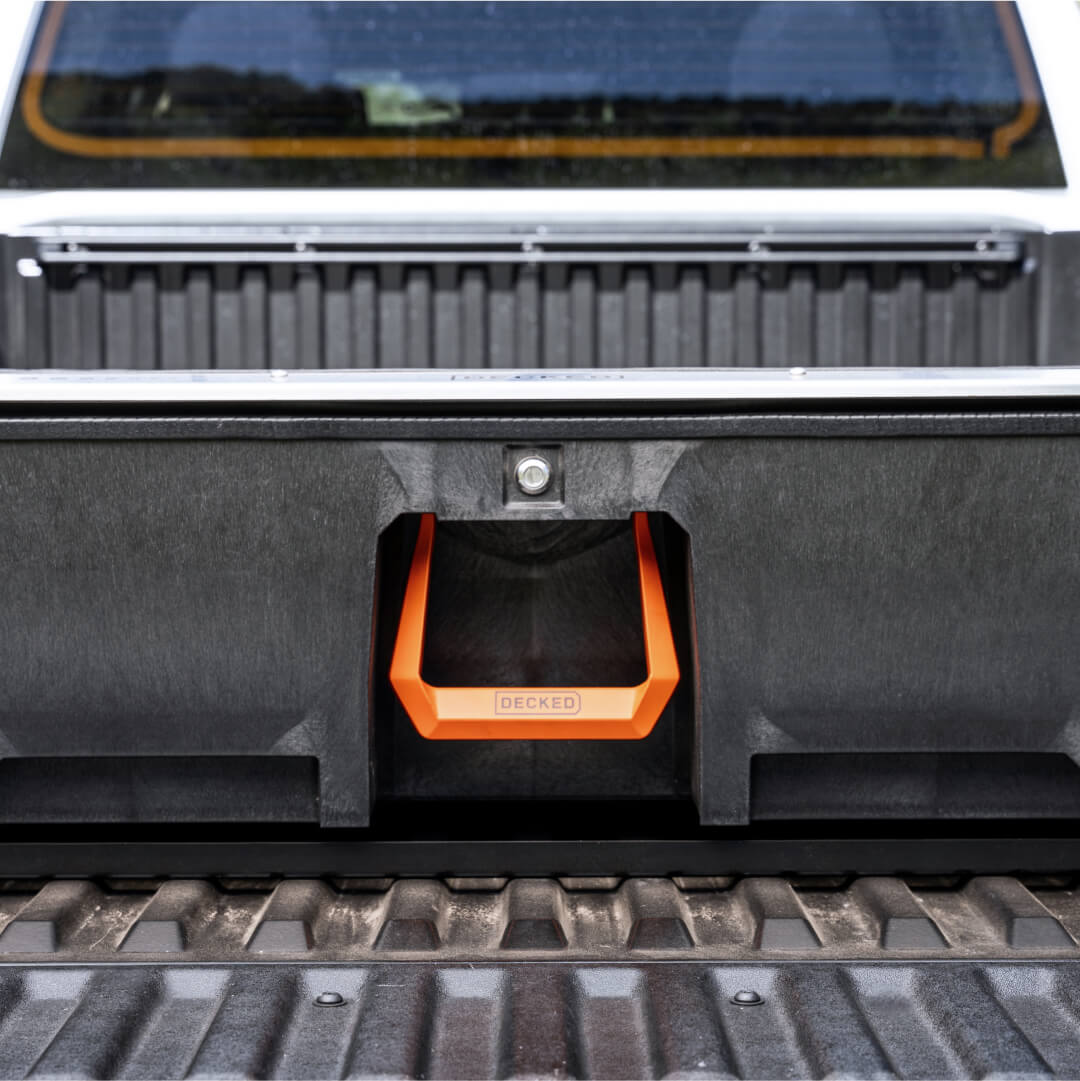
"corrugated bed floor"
2,876,1080,1079
4,961,1080,1080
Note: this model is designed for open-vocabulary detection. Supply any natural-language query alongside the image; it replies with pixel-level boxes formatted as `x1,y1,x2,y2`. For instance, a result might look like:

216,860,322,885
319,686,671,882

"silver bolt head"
315,991,345,1006
731,990,763,1006
515,455,553,496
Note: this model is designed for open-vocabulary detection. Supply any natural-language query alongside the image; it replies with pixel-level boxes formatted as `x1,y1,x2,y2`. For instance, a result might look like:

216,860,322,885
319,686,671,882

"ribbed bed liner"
2,960,1080,1080
0,875,1078,1078
1,233,1033,372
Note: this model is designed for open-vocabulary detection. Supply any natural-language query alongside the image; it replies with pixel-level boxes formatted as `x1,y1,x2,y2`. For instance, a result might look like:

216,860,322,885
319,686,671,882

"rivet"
270,369,289,380
731,990,763,1006
315,991,345,1007
789,367,807,378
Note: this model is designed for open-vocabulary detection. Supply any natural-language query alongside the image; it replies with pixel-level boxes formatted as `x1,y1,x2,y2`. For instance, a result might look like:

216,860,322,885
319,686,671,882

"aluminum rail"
1,367,1080,405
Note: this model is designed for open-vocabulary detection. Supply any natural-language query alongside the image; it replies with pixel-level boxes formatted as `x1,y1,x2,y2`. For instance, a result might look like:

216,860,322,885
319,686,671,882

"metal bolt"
270,369,289,380
731,990,763,1006
789,367,807,378
515,455,553,496
315,991,345,1007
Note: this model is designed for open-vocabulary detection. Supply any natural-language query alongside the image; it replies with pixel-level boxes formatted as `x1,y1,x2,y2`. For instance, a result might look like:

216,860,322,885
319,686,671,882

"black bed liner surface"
5,959,1080,1080
0,875,1078,1079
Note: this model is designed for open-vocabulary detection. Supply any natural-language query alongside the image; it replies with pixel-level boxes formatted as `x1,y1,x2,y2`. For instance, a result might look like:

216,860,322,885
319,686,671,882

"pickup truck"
0,2,1079,1077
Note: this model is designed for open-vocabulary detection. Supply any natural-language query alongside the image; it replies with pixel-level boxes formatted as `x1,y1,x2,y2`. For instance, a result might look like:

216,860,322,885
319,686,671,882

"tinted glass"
0,0,1064,188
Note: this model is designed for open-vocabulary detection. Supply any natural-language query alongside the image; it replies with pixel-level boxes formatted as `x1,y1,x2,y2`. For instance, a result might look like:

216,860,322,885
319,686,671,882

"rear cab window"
0,0,1065,189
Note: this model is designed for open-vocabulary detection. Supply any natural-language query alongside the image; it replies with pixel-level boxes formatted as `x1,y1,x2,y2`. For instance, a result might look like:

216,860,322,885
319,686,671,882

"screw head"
731,990,763,1006
515,455,553,497
270,369,289,380
315,991,345,1007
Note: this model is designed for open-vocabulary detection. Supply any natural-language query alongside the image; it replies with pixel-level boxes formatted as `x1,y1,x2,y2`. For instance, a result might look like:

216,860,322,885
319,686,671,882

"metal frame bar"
29,235,1024,266
0,835,1075,877
2,368,1080,405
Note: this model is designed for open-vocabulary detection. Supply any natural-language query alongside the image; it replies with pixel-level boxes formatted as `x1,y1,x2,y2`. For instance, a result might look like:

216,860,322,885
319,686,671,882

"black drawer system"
0,389,1076,874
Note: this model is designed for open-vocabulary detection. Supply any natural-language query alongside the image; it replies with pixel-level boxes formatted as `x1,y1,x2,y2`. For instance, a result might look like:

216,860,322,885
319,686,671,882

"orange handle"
390,513,679,740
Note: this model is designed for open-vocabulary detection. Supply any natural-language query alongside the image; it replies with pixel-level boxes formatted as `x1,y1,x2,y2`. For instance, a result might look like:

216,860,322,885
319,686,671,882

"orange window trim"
19,0,1037,163
992,0,1042,158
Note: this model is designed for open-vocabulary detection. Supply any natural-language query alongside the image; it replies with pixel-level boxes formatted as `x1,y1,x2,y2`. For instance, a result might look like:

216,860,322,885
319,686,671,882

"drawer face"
0,404,1077,850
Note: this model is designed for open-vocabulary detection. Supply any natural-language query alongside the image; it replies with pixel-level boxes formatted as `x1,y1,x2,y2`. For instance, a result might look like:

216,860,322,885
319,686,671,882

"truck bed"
2,2,1080,1075
0,874,1079,1079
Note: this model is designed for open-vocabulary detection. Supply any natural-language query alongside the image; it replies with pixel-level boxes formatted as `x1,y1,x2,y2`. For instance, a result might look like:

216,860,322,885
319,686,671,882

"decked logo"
494,691,582,716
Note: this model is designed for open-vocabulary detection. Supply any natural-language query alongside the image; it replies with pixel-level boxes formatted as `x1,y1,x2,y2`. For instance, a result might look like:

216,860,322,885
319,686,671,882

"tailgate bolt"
731,990,763,1006
315,992,346,1007
515,455,553,496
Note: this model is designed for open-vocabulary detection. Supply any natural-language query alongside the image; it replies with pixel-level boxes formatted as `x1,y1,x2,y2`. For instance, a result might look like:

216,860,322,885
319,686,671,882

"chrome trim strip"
33,247,1024,266
0,368,1078,405
2,189,1078,235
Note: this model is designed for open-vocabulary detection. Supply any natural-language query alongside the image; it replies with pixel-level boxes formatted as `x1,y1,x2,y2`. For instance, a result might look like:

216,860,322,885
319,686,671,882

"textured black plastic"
420,520,647,687
0,406,1076,836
